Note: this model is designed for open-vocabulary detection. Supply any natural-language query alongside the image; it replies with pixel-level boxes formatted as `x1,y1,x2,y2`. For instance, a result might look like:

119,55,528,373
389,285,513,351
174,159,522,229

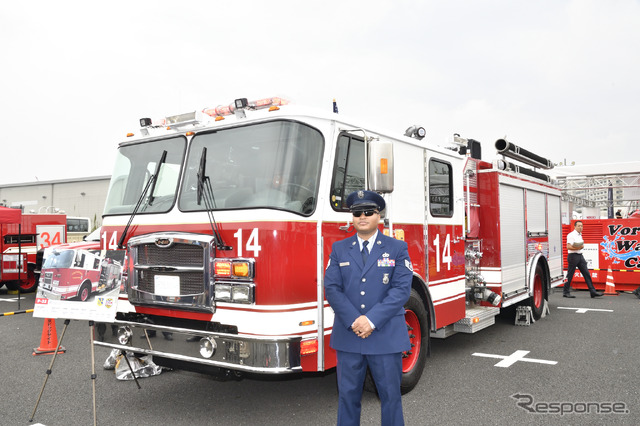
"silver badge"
382,252,389,257
357,190,364,199
383,273,389,284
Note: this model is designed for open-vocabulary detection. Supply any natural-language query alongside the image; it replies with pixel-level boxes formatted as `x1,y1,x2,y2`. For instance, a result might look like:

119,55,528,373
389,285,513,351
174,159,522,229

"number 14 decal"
234,228,262,257
433,233,452,272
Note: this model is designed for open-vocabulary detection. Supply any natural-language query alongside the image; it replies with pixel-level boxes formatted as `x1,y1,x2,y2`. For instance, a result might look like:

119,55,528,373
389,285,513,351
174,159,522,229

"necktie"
361,240,369,265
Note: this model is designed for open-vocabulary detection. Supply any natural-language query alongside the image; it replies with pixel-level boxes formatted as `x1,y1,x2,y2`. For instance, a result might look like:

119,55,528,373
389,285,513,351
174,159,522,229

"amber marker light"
299,320,315,326
380,158,388,174
126,133,134,137
232,262,250,277
215,116,225,121
472,317,480,324
186,131,194,136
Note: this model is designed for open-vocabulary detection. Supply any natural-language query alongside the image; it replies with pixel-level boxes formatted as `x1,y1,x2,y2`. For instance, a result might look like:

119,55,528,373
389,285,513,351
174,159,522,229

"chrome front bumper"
93,320,302,374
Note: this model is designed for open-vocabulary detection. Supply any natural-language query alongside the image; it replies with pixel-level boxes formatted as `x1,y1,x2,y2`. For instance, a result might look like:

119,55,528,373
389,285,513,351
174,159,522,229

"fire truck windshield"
104,136,186,215
179,120,323,215
43,250,75,269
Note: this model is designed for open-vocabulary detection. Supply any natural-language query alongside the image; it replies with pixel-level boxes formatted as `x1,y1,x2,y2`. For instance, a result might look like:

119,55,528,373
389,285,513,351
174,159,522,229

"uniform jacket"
324,232,412,355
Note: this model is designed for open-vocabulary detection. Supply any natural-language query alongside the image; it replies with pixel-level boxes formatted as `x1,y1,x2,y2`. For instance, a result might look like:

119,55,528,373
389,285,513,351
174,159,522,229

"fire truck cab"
95,97,564,393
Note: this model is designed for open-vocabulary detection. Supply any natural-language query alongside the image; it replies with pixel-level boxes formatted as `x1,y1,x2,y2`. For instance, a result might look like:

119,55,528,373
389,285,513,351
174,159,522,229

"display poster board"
32,250,123,322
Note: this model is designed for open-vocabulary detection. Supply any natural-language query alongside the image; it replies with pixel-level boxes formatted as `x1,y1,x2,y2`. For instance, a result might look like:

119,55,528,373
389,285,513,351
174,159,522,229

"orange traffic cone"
604,268,618,296
33,318,66,355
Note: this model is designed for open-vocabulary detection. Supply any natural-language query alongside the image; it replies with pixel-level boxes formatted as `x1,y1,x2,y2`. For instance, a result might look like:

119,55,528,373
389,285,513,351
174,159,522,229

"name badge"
339,262,350,267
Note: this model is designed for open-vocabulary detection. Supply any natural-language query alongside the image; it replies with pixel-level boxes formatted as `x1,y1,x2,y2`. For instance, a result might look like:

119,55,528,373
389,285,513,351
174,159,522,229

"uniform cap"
346,190,385,211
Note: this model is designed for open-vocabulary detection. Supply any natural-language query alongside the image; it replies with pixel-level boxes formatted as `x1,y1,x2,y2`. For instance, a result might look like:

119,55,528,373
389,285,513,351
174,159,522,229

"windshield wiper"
117,150,167,249
147,150,167,206
197,147,232,251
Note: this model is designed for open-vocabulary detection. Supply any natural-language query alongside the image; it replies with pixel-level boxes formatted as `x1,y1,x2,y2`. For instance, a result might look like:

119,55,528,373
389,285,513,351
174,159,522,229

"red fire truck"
39,242,102,301
95,97,564,392
0,211,66,292
562,218,640,292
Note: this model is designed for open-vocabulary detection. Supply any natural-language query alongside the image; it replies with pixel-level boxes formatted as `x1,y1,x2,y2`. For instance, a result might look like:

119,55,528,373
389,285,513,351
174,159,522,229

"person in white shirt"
563,220,603,298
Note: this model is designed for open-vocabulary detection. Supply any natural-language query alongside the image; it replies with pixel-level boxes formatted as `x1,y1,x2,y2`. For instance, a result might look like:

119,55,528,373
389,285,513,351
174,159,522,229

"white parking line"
557,307,614,314
0,297,18,303
472,350,558,367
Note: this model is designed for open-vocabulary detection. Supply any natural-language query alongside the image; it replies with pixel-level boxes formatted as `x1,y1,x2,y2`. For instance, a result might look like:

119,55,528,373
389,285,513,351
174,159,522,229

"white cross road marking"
557,307,614,314
472,350,558,368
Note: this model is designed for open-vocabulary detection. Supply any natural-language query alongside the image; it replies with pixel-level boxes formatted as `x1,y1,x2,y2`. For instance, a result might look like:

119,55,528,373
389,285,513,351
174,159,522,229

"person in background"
564,220,603,298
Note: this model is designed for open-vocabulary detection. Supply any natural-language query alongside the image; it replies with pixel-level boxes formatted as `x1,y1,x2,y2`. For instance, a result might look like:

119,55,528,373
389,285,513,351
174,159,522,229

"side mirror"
368,140,394,193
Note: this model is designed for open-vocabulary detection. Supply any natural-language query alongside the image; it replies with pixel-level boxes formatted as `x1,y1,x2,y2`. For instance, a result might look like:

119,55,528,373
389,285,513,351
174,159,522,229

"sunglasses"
352,210,378,217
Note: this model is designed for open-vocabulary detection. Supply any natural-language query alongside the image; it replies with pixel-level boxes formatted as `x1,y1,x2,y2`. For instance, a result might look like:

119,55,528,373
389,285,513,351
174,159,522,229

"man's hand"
351,315,373,339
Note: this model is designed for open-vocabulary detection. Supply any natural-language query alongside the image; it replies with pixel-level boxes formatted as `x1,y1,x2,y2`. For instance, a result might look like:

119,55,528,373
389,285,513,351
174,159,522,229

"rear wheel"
529,263,546,321
363,288,430,395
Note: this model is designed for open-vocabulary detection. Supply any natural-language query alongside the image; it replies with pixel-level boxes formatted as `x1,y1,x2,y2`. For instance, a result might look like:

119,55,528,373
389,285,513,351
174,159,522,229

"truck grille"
127,233,216,312
136,244,204,267
137,270,204,295
43,271,53,285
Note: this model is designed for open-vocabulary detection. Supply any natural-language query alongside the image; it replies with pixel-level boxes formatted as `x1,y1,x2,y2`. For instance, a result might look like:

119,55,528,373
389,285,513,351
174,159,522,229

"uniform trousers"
336,350,404,426
564,253,598,295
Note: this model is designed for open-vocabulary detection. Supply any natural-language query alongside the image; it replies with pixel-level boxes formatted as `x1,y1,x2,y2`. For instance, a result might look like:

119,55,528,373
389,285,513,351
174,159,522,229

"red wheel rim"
403,309,422,373
533,274,543,308
81,288,89,301
18,269,36,291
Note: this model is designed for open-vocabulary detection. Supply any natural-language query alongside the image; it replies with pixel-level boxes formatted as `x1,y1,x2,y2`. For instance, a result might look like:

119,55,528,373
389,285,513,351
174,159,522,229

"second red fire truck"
95,97,564,392
0,212,66,293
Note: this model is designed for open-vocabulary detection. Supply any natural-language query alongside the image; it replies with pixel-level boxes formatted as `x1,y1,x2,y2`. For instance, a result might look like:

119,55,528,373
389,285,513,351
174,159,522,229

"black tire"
364,288,430,395
529,263,546,321
400,288,429,394
4,266,38,293
76,281,92,302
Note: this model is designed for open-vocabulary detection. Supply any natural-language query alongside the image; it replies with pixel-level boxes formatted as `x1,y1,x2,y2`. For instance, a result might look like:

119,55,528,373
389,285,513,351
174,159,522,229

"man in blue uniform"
324,190,413,426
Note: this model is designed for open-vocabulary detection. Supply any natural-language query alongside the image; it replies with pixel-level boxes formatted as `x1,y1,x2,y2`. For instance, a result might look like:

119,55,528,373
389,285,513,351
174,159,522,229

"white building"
0,176,110,230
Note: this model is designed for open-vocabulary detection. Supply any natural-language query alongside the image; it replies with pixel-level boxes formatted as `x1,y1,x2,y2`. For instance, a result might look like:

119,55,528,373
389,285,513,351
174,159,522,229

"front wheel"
5,267,38,293
76,282,92,302
400,288,429,394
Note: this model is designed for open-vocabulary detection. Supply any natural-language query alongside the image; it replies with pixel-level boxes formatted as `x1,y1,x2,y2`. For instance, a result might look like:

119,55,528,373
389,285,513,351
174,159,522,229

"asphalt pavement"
1,287,639,426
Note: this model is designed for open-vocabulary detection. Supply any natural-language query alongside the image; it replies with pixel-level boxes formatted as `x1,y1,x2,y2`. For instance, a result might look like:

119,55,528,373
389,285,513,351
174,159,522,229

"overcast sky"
2,0,638,185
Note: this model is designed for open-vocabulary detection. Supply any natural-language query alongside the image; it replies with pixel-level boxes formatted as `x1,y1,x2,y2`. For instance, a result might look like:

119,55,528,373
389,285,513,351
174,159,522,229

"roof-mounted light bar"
165,111,200,127
202,97,288,118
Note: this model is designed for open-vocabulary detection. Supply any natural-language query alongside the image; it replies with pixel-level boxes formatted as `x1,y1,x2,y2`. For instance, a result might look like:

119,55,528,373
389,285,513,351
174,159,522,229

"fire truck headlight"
117,326,133,345
231,285,251,303
199,337,217,358
215,284,231,301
